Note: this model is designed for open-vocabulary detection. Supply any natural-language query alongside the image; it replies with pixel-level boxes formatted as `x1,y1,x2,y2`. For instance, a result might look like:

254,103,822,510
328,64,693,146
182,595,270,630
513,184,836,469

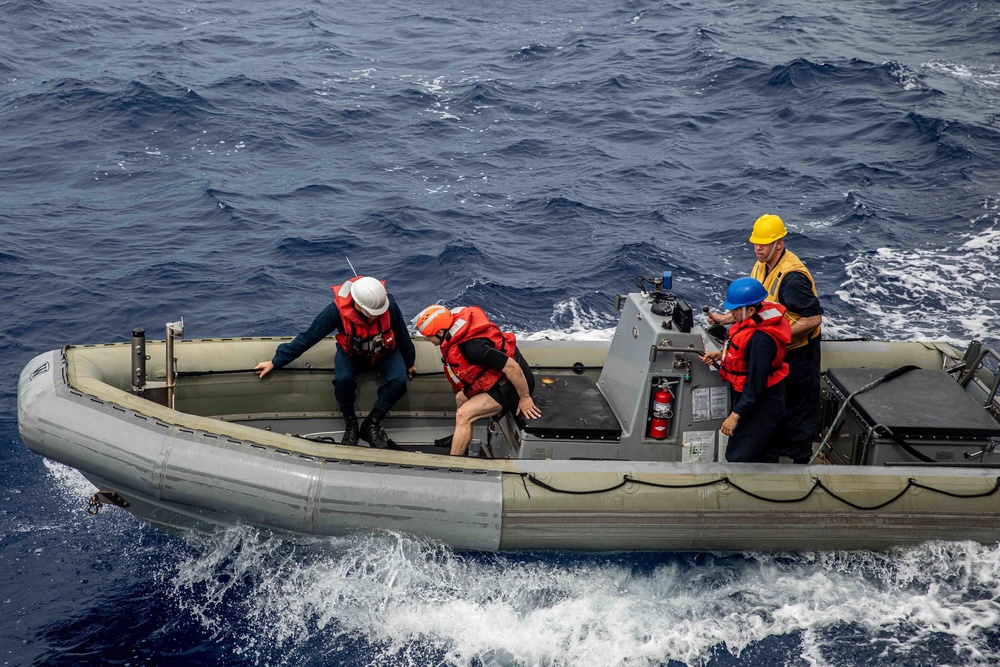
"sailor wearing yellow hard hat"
707,214,823,463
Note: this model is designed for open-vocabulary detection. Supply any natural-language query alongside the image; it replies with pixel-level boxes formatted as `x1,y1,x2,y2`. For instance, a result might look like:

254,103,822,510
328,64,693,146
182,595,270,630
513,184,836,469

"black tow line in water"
518,473,1000,511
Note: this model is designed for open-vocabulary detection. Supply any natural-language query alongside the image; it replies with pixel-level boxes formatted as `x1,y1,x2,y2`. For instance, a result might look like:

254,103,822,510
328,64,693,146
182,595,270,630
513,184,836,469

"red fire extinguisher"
649,387,673,440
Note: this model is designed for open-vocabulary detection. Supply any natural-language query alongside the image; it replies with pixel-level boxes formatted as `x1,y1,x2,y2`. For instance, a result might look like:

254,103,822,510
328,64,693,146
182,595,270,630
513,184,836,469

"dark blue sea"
4,0,1000,665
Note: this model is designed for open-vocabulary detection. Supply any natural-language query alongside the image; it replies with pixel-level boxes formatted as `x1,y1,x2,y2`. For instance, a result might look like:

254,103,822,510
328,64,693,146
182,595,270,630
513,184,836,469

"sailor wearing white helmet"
255,275,416,449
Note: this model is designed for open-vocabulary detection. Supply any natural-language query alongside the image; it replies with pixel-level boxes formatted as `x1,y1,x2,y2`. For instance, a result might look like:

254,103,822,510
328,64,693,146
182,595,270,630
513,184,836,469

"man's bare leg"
451,392,502,456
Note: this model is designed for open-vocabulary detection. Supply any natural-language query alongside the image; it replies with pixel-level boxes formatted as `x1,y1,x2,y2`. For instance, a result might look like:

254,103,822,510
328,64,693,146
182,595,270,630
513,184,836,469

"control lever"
702,306,728,341
964,439,997,460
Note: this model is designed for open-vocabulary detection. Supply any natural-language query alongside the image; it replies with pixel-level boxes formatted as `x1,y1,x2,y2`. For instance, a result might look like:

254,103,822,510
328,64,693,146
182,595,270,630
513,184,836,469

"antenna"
346,257,358,277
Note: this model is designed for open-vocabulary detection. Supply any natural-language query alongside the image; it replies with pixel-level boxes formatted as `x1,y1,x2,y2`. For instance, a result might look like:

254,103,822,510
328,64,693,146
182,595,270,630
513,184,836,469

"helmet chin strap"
763,242,780,264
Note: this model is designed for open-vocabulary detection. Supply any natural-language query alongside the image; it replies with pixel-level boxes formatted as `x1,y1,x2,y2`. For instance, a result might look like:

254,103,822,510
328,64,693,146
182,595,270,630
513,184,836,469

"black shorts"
486,349,534,418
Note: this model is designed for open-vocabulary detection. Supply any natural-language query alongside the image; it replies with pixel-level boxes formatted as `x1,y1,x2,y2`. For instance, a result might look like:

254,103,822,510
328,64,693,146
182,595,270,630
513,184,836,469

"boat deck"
231,415,487,456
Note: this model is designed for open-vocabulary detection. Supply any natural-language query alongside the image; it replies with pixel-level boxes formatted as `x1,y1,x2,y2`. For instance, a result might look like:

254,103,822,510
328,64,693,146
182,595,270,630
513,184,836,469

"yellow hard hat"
749,214,787,245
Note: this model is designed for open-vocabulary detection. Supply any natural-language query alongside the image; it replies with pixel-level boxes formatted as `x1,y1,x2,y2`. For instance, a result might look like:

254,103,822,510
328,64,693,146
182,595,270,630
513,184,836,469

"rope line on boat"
522,475,630,495
176,365,598,378
178,368,336,377
519,473,1000,511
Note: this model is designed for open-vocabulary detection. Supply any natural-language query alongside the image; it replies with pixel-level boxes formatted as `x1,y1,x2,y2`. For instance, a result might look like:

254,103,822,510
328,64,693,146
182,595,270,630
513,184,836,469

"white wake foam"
836,221,1000,345
43,457,97,501
521,297,617,340
164,528,1000,667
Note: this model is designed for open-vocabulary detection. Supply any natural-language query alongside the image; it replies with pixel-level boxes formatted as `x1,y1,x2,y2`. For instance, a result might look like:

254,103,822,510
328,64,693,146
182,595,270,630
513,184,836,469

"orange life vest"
331,277,395,362
439,306,517,396
719,301,791,393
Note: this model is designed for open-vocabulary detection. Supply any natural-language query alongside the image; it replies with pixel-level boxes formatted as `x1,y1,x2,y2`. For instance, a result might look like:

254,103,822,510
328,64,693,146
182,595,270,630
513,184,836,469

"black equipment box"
824,367,1000,466
525,374,622,441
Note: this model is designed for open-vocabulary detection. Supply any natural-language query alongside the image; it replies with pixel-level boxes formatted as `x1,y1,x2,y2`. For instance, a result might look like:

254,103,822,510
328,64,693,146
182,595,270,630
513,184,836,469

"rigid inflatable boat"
16,274,1000,551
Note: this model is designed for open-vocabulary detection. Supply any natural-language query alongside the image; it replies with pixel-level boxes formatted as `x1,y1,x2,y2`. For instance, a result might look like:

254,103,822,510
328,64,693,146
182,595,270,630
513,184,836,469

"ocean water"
3,0,1000,665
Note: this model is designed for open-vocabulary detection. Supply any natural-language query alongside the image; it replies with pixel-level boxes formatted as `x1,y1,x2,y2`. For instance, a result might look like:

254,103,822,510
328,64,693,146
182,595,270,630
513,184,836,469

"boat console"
500,273,1000,466
513,273,731,462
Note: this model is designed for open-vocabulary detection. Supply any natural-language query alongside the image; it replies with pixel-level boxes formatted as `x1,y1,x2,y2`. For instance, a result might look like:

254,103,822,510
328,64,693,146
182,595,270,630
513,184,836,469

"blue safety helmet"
723,277,768,310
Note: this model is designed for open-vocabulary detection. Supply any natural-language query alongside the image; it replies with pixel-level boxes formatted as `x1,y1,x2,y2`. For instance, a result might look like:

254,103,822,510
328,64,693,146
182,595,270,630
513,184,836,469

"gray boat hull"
18,340,1000,551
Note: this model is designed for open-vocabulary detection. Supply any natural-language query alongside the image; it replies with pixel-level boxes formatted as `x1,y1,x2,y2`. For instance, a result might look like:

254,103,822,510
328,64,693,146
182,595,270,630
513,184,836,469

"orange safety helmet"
415,304,454,337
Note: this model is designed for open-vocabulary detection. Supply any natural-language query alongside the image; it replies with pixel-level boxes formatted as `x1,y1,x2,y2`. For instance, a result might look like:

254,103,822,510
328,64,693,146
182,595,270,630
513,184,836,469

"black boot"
342,414,359,446
360,408,390,449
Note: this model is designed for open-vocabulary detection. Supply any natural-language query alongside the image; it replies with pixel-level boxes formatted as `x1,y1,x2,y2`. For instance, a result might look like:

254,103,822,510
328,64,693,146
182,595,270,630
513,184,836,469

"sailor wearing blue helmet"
700,277,793,462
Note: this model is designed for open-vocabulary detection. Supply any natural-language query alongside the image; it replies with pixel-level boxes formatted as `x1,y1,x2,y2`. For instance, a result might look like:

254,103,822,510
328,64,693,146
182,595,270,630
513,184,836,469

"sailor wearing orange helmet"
414,304,541,456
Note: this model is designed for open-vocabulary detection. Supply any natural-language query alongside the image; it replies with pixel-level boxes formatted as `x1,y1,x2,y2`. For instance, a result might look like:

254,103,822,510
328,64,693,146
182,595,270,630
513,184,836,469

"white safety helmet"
351,276,389,317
